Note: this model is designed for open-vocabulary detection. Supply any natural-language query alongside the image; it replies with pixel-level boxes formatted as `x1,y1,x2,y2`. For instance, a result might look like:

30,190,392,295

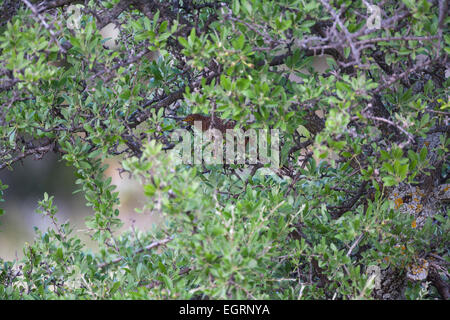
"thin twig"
21,0,67,54
346,233,364,257
97,236,174,269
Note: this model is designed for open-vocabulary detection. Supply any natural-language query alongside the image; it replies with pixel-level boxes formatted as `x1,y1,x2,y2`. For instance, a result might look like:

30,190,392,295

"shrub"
0,0,448,300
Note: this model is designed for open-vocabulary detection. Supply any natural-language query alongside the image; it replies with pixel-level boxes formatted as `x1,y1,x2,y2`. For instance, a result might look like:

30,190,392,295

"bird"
182,113,236,134
181,114,293,178
182,113,263,157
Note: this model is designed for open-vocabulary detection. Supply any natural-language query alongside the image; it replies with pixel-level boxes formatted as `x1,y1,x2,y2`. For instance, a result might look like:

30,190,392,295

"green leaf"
419,147,428,162
178,37,189,48
110,282,121,295
232,0,240,14
382,176,397,187
159,21,168,34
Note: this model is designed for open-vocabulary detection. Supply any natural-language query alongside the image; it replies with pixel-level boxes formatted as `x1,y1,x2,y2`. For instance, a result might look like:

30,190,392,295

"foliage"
0,0,448,299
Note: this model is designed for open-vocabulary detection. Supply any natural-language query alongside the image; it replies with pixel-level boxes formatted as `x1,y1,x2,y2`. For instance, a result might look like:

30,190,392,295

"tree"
0,0,448,300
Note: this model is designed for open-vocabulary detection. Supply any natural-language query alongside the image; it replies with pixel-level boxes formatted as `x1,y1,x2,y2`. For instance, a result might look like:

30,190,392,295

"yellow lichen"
394,197,403,209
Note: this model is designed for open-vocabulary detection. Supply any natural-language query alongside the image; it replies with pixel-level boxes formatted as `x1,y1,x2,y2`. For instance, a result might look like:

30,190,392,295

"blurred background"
0,152,158,261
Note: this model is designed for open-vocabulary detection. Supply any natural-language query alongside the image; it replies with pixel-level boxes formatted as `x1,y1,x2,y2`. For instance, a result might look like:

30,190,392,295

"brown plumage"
182,114,257,151
182,114,292,178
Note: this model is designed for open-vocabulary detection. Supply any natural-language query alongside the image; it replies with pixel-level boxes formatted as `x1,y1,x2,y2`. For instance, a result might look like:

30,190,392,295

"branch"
97,0,132,29
37,0,84,13
373,59,434,94
437,0,448,36
288,140,313,156
0,139,55,171
355,112,415,147
346,233,365,257
319,0,360,65
428,267,450,300
328,181,368,218
0,79,21,93
128,87,185,128
21,0,68,54
88,48,152,82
